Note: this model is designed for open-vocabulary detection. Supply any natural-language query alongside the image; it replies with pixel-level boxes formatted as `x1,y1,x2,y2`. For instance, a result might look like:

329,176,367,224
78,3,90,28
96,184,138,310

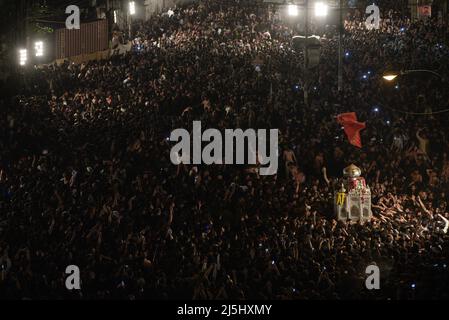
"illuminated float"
334,164,372,223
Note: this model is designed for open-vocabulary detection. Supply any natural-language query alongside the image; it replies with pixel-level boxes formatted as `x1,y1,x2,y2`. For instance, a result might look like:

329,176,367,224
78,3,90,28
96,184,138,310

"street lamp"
34,41,44,57
19,49,27,66
382,69,447,115
129,1,136,15
383,74,399,81
382,70,443,82
288,4,299,17
315,2,328,17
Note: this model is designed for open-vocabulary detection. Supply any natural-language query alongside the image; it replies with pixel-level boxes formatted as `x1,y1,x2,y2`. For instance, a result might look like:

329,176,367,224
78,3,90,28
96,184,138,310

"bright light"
383,74,399,81
373,107,379,112
114,10,118,23
315,2,328,17
129,1,136,15
35,41,44,57
19,49,27,66
288,4,298,17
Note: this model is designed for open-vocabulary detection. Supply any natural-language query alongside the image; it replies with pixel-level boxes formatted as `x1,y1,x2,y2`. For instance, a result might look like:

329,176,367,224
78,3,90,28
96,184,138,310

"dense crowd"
1,0,449,299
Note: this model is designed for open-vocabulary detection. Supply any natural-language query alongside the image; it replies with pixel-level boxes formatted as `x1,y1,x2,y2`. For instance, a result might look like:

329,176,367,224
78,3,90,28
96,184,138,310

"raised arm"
322,167,330,185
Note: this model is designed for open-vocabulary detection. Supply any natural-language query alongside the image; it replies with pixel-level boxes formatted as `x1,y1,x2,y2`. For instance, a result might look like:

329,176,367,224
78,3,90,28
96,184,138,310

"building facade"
409,0,449,22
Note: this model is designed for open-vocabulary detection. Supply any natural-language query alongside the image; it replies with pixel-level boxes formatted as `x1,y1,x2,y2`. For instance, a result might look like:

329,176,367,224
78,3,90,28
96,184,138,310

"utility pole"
127,1,133,40
16,0,26,47
338,0,343,92
128,3,132,39
304,0,309,106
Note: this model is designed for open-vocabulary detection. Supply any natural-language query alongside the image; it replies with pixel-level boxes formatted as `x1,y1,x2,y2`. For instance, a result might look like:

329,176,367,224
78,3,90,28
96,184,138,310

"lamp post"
283,1,331,105
298,1,329,106
383,69,443,81
382,69,447,115
128,1,136,39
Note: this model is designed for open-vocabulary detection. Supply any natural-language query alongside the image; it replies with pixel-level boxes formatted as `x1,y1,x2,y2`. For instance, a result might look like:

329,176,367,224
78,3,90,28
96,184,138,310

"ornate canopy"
343,164,362,178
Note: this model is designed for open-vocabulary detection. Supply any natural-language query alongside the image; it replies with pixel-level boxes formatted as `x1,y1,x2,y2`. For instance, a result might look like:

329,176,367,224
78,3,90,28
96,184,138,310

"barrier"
54,43,132,66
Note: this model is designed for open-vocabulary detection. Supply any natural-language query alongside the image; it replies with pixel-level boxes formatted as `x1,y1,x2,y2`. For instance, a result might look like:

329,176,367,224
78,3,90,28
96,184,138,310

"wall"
55,20,109,60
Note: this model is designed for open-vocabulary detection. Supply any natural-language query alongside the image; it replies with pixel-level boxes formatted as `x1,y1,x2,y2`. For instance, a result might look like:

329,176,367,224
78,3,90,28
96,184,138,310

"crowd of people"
1,0,449,299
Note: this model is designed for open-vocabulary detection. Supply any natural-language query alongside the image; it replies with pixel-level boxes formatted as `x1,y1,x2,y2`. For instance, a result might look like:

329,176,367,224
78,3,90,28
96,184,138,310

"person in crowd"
0,0,448,300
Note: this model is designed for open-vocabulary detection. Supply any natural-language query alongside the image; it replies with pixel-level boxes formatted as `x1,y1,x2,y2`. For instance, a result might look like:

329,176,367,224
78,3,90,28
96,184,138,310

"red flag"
337,112,366,148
